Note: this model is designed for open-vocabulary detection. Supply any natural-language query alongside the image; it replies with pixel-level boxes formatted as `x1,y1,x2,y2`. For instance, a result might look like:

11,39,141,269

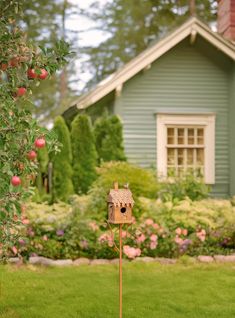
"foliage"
71,114,97,194
10,195,235,260
18,0,78,124
87,161,159,220
0,0,70,259
82,0,217,88
50,116,74,202
158,174,210,202
94,115,126,164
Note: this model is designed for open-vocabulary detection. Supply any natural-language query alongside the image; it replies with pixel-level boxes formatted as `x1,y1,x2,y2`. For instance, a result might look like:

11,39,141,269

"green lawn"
0,262,235,318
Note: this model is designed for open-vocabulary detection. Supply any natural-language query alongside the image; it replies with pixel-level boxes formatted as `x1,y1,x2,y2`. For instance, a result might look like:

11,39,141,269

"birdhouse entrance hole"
120,207,126,213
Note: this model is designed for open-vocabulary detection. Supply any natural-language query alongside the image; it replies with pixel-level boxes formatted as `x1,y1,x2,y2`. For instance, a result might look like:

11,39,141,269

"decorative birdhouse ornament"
107,182,134,224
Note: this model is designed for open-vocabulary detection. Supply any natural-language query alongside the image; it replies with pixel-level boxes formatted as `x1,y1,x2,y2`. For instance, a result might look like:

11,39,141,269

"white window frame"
156,113,216,184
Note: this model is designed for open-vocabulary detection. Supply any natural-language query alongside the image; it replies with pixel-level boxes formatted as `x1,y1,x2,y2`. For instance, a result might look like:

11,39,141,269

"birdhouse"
107,182,134,224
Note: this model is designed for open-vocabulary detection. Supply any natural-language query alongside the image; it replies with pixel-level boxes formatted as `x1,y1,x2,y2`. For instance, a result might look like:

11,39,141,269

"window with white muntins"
156,114,215,184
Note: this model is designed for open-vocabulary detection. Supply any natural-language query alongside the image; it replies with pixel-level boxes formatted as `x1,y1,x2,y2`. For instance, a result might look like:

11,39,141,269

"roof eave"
73,17,235,111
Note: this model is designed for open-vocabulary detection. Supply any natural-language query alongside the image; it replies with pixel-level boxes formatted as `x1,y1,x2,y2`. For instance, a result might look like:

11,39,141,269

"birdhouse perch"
107,182,134,224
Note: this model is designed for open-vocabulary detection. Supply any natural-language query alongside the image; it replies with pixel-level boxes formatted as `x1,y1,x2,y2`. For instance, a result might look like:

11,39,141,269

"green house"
64,4,235,197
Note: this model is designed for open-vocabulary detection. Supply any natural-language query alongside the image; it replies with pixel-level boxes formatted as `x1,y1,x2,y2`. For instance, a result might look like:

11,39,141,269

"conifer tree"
82,0,217,88
94,115,126,164
71,114,97,194
51,116,74,201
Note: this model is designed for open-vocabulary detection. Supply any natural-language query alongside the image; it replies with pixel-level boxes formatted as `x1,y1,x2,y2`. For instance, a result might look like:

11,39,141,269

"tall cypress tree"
94,115,126,164
51,116,74,201
71,114,97,194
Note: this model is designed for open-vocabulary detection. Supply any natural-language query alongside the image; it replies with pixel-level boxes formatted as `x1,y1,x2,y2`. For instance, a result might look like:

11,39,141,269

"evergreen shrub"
50,116,74,202
71,114,97,194
94,115,126,163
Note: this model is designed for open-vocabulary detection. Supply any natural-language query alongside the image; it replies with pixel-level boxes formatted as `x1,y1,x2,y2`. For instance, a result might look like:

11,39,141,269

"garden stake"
119,223,123,318
107,182,134,318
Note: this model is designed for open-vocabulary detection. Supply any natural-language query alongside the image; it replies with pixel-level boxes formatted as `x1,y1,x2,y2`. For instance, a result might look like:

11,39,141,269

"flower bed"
10,196,235,260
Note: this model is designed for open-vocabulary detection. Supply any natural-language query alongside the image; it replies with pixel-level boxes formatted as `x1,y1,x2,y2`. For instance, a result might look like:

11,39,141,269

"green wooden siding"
114,37,234,197
229,65,235,196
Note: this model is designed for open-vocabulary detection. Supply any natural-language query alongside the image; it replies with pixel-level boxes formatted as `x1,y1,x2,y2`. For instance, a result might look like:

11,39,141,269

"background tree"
71,114,97,194
17,0,79,125
50,116,74,202
81,0,217,88
0,0,70,259
94,115,126,164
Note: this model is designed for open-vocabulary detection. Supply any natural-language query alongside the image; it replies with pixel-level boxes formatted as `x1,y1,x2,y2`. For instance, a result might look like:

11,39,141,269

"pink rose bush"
123,245,141,259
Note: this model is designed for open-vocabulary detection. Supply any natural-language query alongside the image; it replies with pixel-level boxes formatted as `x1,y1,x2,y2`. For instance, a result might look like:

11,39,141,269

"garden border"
7,254,235,266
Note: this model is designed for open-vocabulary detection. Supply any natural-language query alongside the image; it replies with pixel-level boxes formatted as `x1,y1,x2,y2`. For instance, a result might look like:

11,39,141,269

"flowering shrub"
11,197,235,260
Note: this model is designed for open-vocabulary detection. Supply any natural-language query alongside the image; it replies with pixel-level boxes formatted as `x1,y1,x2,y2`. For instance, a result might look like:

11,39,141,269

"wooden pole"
119,224,123,318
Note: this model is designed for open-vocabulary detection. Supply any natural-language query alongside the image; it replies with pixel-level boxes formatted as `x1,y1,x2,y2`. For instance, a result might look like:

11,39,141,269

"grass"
0,262,235,318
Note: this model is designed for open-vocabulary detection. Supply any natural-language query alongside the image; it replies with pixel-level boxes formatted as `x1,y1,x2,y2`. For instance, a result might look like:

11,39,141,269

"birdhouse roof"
107,189,134,207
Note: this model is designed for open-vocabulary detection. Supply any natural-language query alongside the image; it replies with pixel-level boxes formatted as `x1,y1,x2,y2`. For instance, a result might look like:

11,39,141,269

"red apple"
34,138,46,148
27,68,37,79
38,68,48,80
1,63,8,71
16,87,27,97
27,150,37,160
11,176,21,187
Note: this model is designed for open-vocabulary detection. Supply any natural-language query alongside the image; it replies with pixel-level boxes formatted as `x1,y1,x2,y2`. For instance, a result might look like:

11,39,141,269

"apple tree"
0,1,70,260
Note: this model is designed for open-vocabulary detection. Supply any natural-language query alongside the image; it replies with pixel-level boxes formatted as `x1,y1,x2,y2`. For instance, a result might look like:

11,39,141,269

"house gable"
71,17,235,111
115,37,233,197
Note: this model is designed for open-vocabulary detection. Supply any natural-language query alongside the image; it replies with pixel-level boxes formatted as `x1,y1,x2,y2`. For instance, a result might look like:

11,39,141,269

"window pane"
177,128,184,145
197,148,204,165
177,149,184,165
197,128,204,145
187,148,194,165
167,148,175,165
167,128,174,144
188,128,194,145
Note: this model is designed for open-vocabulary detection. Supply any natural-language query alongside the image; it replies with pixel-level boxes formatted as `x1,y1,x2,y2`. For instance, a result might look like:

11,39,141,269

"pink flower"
174,236,183,245
122,231,127,238
136,233,146,244
98,233,109,243
22,218,30,225
152,223,159,230
98,233,114,246
196,229,206,242
12,246,18,255
123,245,141,259
42,235,48,241
89,222,99,231
145,219,154,226
150,241,157,250
18,239,25,245
175,227,182,235
150,234,158,242
182,229,188,236
200,229,206,235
